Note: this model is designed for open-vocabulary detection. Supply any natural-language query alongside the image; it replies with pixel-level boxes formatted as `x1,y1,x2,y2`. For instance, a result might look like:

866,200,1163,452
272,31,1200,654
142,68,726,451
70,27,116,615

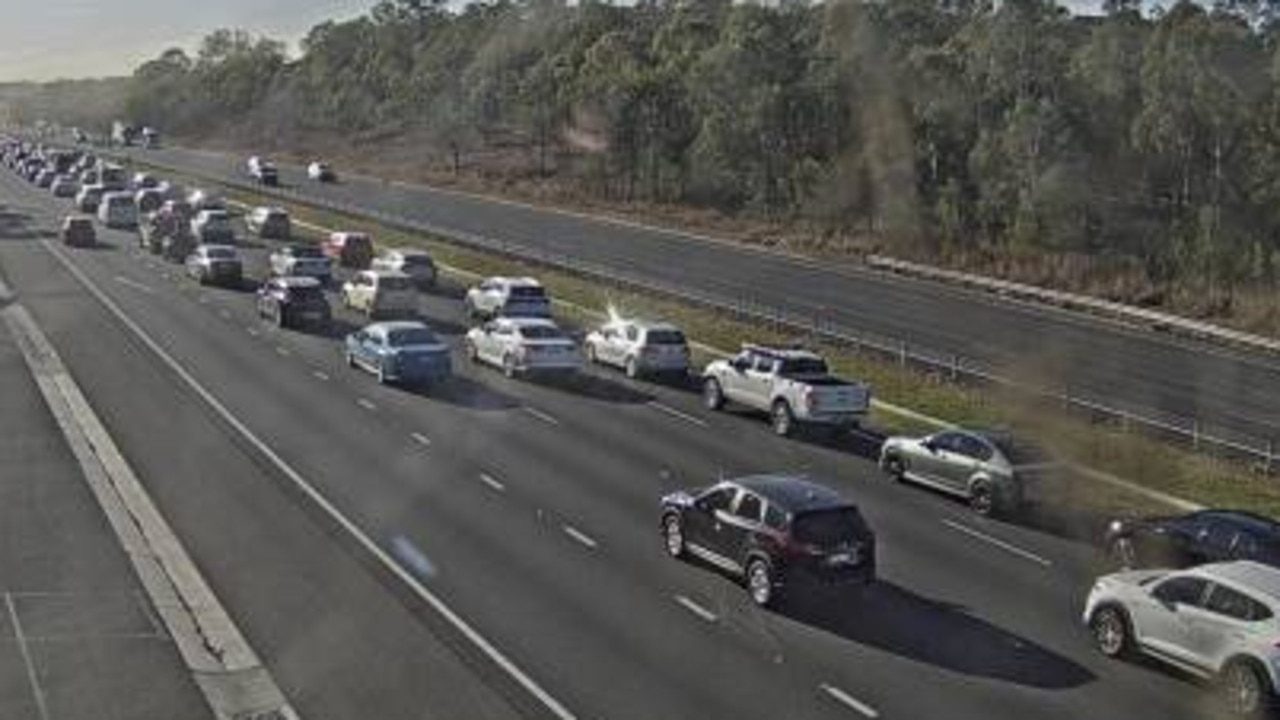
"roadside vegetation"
89,0,1280,336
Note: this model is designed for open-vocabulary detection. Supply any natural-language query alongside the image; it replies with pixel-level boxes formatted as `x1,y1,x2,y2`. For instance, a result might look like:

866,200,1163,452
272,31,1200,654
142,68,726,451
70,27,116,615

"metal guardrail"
110,148,1280,473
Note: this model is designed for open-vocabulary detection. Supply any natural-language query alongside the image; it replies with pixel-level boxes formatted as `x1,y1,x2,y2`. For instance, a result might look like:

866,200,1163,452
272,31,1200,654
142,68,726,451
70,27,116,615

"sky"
0,0,1107,83
0,0,374,82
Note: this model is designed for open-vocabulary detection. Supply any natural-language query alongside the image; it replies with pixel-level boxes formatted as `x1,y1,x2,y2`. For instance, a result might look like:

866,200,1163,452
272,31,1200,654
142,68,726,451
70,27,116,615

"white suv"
464,277,549,319
1085,560,1280,716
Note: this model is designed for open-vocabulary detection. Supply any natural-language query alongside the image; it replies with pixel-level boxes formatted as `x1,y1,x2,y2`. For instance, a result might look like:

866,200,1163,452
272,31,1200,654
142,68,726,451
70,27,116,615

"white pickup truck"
702,345,871,437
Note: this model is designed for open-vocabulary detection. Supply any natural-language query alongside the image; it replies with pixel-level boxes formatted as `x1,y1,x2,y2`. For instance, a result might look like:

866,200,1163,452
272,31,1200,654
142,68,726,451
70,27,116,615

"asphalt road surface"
0,165,1227,719
117,144,1280,452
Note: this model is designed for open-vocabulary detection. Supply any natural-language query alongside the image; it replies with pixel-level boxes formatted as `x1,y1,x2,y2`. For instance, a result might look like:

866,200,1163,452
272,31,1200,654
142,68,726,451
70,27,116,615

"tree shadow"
781,581,1096,690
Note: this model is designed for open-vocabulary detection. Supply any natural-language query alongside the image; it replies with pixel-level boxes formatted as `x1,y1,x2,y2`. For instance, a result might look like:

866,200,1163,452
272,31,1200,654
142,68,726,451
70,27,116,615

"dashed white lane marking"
647,401,709,428
5,594,50,720
113,276,154,294
275,346,291,357
819,683,879,718
478,473,506,492
246,327,259,337
357,398,377,412
411,432,432,447
562,524,598,550
197,295,208,304
522,406,560,426
312,370,330,381
218,309,232,319
941,519,1052,568
673,595,717,623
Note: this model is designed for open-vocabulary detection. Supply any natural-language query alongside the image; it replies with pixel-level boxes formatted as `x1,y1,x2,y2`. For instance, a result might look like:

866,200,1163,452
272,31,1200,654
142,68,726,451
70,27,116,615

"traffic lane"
133,145,1280,439
25,202,884,720
0,306,214,720
0,180,527,720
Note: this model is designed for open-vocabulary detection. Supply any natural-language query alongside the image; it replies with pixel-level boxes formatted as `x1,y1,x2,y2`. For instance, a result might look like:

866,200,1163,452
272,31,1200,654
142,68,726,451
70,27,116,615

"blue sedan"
345,321,452,386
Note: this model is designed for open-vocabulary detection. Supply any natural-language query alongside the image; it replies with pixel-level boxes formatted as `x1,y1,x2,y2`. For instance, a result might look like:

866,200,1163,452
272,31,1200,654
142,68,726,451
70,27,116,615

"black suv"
660,474,876,607
256,276,332,329
1105,509,1280,570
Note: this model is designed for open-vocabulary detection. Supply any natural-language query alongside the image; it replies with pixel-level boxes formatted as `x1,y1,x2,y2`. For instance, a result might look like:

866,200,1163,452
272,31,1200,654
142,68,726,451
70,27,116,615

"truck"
111,121,139,147
702,344,871,438
141,127,160,149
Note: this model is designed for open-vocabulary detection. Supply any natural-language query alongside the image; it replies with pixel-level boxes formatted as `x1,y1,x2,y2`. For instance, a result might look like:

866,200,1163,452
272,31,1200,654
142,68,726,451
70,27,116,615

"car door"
1187,583,1274,673
719,352,753,404
1135,575,1211,666
479,323,506,364
941,434,986,492
684,486,740,571
722,491,766,568
911,432,962,486
741,356,777,408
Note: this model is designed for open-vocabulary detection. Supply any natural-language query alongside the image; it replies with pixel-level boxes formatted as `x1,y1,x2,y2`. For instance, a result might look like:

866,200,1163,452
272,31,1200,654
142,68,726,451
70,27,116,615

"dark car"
257,276,332,329
1105,509,1280,570
660,474,876,608
60,216,96,248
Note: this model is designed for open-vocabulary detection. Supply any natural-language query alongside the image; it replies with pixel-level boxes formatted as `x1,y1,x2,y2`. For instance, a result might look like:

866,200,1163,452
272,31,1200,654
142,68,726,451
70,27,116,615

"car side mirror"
730,360,748,373
693,498,711,513
924,440,938,453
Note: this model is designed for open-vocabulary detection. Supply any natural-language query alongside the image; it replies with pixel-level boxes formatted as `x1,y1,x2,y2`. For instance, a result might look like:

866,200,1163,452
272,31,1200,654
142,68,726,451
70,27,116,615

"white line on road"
411,432,432,447
522,406,560,426
275,346,291,357
38,238,578,720
356,398,377,411
6,594,50,720
673,595,717,623
312,370,330,381
197,295,208,304
819,683,879,718
113,275,154,294
479,473,506,492
941,519,1053,568
246,327,259,337
218,309,231,320
562,524,598,550
647,401,709,428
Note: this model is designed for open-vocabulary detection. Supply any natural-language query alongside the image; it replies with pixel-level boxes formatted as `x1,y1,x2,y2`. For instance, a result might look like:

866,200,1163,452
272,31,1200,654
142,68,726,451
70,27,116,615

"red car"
60,216,96,248
324,231,373,269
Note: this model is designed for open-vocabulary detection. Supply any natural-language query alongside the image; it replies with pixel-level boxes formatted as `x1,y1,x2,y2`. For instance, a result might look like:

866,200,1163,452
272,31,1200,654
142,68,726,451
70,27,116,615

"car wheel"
703,378,725,410
771,401,794,437
746,558,776,608
883,454,906,482
1090,606,1132,659
969,479,995,516
1222,660,1272,718
1109,537,1138,570
662,515,685,559
345,352,356,368
625,356,639,379
502,354,517,379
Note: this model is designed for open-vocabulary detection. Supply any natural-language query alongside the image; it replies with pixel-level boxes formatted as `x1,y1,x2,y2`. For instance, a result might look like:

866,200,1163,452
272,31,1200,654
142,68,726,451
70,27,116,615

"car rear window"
646,329,686,345
401,255,434,267
518,325,563,339
791,507,870,546
206,248,236,260
291,245,323,257
779,357,829,376
387,327,439,347
509,286,547,299
380,276,415,291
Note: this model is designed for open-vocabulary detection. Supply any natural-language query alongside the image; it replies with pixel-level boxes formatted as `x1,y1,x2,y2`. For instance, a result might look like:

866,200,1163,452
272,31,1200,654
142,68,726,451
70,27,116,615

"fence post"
1268,440,1274,474
950,355,959,383
1192,421,1200,450
899,341,907,367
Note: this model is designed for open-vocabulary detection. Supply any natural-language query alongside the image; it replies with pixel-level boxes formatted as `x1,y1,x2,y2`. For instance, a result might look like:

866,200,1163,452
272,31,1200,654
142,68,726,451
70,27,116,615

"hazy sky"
0,0,374,82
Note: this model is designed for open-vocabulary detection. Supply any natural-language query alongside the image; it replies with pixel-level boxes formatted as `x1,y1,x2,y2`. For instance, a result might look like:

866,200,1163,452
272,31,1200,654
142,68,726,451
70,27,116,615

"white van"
98,192,139,229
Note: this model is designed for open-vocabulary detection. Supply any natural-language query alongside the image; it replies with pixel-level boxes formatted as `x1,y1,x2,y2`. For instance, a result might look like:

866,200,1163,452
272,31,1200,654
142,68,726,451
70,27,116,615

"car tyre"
969,479,995,516
662,514,685,559
883,454,906,482
1221,660,1272,718
771,400,794,437
746,557,776,608
345,352,356,368
703,378,725,411
1090,606,1133,659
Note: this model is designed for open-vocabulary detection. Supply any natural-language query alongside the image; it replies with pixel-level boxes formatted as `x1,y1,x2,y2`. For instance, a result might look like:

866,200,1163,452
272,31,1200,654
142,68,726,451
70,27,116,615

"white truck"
702,344,871,437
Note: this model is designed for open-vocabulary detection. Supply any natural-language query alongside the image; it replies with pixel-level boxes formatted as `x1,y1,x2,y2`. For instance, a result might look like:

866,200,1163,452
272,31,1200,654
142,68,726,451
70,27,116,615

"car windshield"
205,248,235,259
379,276,414,291
387,327,439,347
518,325,562,340
290,245,323,258
509,286,546,299
791,508,870,546
646,329,686,346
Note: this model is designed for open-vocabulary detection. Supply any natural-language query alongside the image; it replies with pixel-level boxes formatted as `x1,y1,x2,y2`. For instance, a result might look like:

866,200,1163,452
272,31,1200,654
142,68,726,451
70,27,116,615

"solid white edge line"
562,525,598,550
5,594,50,720
941,519,1053,568
411,432,432,447
356,398,377,411
312,370,330,381
275,346,291,357
37,238,579,720
113,275,154,294
522,406,560,426
672,595,717,623
478,473,506,492
646,401,709,428
819,683,879,718
246,327,259,337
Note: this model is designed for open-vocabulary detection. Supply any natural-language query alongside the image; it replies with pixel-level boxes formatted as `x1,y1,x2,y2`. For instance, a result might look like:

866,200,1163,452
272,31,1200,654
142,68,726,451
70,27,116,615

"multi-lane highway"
114,144,1280,451
0,158,1220,719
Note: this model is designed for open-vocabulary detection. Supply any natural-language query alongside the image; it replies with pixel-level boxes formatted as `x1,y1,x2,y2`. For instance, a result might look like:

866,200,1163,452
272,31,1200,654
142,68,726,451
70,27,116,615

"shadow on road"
419,375,522,411
783,581,1096,690
536,372,654,405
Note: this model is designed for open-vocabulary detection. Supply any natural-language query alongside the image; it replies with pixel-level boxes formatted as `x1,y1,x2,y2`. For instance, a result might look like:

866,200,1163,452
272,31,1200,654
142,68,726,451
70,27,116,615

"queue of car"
11,137,1280,717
